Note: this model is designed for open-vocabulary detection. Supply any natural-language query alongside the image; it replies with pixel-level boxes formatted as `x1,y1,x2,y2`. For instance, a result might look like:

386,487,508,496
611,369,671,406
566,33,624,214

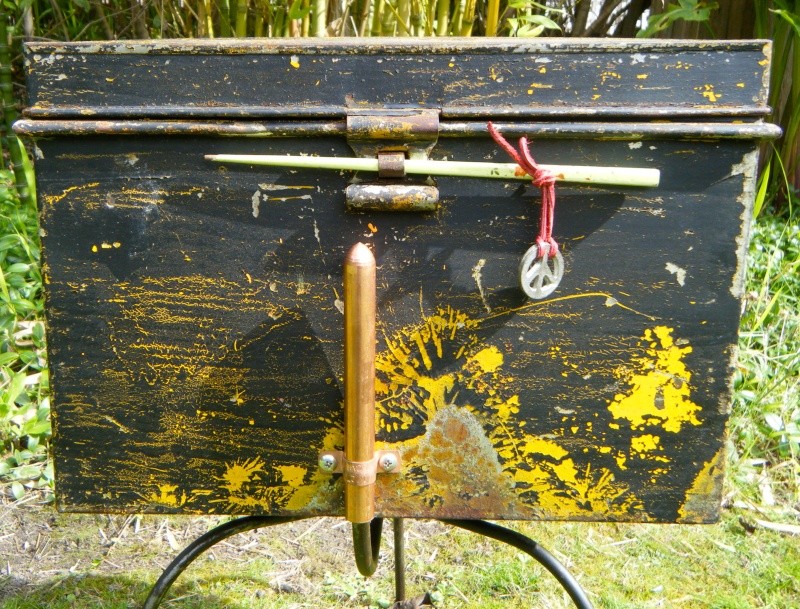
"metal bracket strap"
318,450,402,484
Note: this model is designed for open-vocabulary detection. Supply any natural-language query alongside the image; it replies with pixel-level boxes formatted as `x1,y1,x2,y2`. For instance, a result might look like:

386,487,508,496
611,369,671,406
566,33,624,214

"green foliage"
0,168,50,502
637,0,718,38
505,1,563,37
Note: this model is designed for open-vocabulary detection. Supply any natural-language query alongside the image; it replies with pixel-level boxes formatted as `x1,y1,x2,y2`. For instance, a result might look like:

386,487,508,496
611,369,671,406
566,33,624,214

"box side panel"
36,133,751,522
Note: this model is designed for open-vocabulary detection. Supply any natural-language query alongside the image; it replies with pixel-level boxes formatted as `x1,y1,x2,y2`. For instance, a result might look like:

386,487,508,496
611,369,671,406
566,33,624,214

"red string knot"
488,122,559,258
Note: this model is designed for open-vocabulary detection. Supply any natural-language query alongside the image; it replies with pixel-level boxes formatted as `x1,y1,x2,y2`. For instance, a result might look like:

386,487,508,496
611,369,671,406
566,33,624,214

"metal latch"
345,109,440,212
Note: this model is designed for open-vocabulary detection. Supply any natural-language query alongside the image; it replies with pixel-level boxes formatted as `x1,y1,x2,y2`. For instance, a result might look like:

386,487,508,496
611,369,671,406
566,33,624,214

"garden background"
0,2,798,607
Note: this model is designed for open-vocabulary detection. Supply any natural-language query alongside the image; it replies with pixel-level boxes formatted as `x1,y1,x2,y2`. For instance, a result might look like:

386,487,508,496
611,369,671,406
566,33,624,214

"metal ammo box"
17,39,778,529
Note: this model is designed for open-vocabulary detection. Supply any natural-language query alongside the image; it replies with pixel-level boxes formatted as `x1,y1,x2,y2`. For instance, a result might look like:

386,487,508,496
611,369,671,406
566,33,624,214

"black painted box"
17,39,778,522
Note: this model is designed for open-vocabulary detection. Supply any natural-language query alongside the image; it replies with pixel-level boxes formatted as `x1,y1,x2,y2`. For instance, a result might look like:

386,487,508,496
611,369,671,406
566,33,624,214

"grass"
0,513,799,608
729,204,800,515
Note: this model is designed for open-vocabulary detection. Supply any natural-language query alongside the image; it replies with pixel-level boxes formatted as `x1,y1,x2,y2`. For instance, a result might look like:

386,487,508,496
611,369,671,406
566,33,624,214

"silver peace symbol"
518,243,564,299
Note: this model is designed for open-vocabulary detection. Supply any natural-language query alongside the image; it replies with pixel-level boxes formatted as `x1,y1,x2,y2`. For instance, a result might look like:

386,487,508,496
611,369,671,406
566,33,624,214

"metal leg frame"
142,516,593,609
441,519,594,609
142,516,306,609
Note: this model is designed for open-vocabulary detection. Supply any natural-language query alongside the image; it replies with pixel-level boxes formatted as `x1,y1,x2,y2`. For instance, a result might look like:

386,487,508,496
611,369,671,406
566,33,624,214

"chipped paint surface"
665,262,687,286
678,449,724,522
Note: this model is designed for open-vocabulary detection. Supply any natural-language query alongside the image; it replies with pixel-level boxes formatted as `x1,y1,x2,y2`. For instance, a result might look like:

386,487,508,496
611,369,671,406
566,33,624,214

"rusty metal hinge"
345,109,440,212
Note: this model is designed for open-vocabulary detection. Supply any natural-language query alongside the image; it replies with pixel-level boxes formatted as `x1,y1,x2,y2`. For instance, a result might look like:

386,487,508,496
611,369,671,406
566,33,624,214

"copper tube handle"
343,243,377,524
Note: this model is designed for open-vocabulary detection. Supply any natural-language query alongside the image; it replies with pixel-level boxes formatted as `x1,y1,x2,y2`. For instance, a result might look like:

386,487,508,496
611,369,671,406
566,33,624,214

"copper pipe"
344,242,377,524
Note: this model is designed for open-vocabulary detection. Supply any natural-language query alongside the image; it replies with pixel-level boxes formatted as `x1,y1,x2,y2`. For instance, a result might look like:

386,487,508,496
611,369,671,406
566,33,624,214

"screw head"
380,453,398,472
318,453,337,472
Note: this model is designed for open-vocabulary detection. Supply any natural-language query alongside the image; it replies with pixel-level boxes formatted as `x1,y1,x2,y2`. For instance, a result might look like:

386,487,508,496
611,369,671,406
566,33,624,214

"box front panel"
37,132,752,522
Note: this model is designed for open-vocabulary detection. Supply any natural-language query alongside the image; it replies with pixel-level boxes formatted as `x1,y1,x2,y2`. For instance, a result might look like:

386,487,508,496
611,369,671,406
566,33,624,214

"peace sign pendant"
519,243,564,300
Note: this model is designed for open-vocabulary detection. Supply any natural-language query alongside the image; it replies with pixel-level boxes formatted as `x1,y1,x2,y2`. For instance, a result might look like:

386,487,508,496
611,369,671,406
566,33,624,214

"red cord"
488,122,558,258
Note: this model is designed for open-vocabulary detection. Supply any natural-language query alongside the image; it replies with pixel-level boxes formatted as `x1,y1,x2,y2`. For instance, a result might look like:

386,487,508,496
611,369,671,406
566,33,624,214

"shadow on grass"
0,571,296,609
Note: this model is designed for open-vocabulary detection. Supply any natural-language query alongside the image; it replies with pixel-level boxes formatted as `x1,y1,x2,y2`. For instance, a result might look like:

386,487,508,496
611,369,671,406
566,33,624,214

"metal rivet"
380,453,398,472
319,453,337,472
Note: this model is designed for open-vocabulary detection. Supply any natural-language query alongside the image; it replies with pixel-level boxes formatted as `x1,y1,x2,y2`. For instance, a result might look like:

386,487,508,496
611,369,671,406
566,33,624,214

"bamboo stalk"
220,0,232,36
424,0,435,35
381,0,411,35
314,0,328,36
358,0,372,36
410,0,424,35
201,0,215,38
205,153,661,187
435,0,449,36
450,0,466,35
253,0,265,37
460,0,477,35
371,0,385,36
485,0,500,35
302,0,311,36
235,0,249,37
397,0,411,36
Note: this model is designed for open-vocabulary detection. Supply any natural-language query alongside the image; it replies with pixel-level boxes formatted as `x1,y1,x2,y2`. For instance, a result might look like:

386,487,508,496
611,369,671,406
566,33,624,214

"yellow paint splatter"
43,182,100,205
277,465,307,489
148,484,187,507
219,457,264,493
600,71,621,84
527,83,554,94
631,434,661,455
608,326,701,433
695,84,722,103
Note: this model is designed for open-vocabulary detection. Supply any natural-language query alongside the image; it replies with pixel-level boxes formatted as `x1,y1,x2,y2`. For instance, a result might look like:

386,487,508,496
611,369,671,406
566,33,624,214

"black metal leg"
393,518,406,602
144,516,592,609
142,515,307,609
441,520,595,609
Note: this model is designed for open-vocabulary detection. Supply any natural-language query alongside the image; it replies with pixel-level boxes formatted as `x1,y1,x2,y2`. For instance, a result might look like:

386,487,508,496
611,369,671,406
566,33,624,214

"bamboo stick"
205,153,661,187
